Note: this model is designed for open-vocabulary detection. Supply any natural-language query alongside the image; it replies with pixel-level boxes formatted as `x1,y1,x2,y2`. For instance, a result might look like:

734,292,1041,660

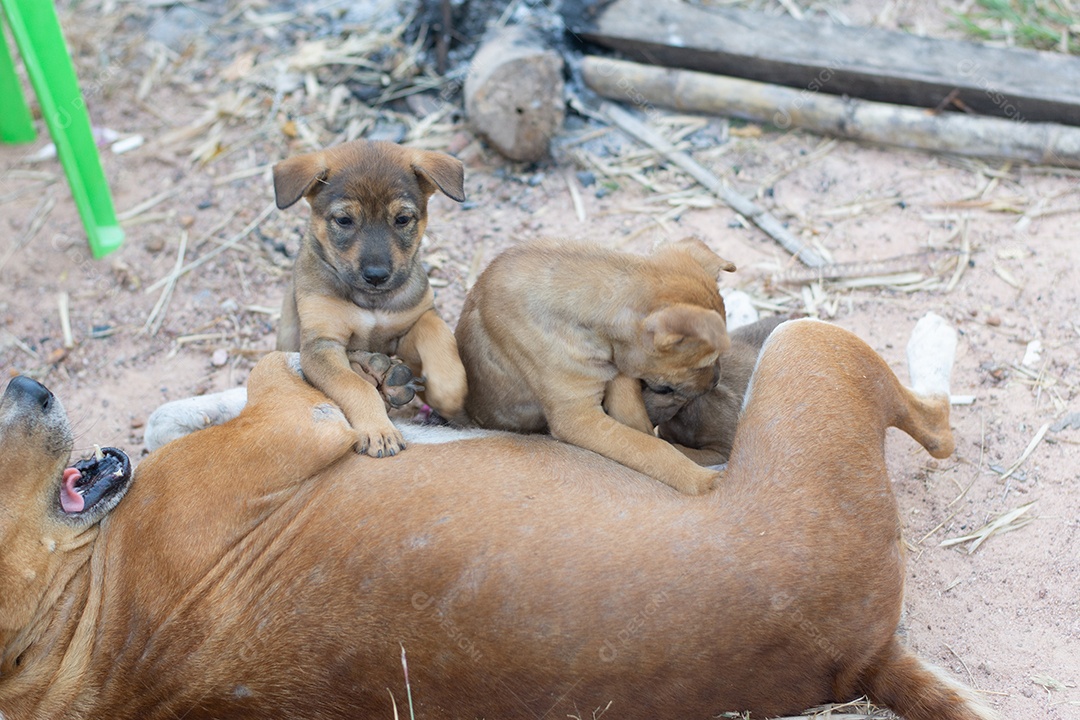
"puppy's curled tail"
858,638,1000,720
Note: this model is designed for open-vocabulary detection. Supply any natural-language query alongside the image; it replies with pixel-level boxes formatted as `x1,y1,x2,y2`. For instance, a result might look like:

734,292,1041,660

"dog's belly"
90,435,899,720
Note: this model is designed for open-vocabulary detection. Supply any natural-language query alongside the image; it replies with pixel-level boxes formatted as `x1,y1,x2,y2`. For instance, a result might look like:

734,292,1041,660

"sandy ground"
1,1,1078,718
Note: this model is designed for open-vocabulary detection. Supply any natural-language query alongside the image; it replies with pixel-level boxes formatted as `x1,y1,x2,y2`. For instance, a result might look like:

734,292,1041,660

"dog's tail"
857,637,1000,720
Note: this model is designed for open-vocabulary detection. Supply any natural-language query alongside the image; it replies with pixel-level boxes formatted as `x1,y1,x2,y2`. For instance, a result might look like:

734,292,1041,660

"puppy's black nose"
362,266,391,286
6,376,53,411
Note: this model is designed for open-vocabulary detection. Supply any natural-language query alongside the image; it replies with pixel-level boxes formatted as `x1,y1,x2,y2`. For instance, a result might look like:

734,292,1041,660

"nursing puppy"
644,314,789,466
456,238,735,495
274,139,467,457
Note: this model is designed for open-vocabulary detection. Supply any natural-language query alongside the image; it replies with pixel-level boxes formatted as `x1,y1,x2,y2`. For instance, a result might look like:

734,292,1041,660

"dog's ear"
644,304,730,354
663,236,737,278
273,151,329,209
412,150,466,202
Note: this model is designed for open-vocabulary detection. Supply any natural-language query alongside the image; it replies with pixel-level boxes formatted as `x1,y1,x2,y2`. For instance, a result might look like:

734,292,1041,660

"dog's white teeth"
94,444,104,461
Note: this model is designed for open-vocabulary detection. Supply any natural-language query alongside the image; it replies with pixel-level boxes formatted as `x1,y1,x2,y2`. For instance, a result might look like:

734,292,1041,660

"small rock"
447,132,473,155
1021,339,1042,368
130,416,145,430
576,170,596,187
179,215,196,229
406,92,443,118
145,236,166,254
985,315,1001,326
365,119,407,143
211,349,229,367
722,290,758,331
146,4,215,53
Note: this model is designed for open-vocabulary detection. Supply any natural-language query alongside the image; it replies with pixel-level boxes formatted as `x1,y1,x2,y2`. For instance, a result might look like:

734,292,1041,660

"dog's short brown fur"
0,317,997,720
274,139,467,457
456,238,735,495
644,314,789,466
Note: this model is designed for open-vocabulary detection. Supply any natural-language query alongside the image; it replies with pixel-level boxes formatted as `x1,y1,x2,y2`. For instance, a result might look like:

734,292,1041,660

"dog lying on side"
0,314,996,720
274,139,468,457
643,314,790,466
455,238,736,495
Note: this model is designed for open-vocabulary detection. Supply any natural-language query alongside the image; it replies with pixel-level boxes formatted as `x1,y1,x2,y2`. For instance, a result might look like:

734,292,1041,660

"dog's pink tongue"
61,468,85,514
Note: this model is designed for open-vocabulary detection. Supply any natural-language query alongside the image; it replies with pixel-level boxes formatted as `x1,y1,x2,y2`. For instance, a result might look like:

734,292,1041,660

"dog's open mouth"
60,447,132,515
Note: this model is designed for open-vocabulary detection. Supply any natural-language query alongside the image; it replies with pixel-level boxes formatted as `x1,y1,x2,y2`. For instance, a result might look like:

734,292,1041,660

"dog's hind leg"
891,312,957,460
144,387,248,451
857,637,999,720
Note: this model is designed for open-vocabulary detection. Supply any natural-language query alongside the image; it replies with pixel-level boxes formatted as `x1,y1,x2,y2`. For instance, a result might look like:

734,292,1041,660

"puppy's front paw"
347,351,423,409
670,466,721,496
423,361,468,418
354,419,406,458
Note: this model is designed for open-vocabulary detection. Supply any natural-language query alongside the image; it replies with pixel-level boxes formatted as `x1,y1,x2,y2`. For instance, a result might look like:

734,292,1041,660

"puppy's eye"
394,214,412,227
334,216,354,228
646,383,676,395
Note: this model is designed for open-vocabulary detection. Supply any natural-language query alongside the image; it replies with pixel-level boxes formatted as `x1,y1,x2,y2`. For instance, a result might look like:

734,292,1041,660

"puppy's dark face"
274,140,465,295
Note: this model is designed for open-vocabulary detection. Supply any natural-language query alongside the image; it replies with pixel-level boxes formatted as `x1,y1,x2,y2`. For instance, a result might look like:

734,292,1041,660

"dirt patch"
1,1,1078,718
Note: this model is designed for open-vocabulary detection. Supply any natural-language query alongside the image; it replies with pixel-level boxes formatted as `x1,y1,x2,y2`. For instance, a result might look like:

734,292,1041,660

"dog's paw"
144,387,248,451
669,466,721,496
907,312,957,398
347,351,423,409
354,418,407,458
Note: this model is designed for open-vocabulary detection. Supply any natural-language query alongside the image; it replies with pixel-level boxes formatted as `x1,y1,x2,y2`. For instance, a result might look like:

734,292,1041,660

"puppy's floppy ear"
644,304,730,354
664,236,737,278
273,151,329,209
411,149,466,202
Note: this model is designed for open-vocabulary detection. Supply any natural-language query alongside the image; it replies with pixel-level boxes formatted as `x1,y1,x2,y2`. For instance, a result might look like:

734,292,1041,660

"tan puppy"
0,315,997,720
644,314,789,466
456,238,735,495
274,139,468,457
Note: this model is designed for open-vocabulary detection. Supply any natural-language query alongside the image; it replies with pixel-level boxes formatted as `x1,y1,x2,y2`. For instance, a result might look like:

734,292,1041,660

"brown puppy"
274,139,467,457
644,314,790,466
456,237,735,495
0,315,997,720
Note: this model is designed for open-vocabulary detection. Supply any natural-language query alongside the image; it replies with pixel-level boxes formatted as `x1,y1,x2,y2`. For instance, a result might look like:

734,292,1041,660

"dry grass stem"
58,292,74,349
940,501,1037,553
143,231,189,337
998,423,1050,482
145,202,276,294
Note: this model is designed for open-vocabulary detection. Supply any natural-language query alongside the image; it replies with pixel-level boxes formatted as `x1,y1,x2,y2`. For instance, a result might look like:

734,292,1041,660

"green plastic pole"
0,0,123,257
0,15,36,144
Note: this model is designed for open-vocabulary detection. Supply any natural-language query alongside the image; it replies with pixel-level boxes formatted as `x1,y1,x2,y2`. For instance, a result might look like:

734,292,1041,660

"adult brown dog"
644,314,789,466
456,238,736,495
0,315,996,720
274,139,467,457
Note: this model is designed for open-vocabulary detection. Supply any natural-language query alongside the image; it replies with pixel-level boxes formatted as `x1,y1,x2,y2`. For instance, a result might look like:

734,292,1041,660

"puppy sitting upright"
456,238,735,495
274,140,467,457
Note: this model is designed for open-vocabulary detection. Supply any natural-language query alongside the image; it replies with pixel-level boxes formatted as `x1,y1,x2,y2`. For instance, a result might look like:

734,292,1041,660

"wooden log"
582,56,1080,169
464,26,565,162
568,0,1080,126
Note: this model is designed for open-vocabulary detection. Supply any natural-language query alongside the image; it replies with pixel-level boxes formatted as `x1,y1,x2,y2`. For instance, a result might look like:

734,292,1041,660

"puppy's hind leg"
894,312,957,460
